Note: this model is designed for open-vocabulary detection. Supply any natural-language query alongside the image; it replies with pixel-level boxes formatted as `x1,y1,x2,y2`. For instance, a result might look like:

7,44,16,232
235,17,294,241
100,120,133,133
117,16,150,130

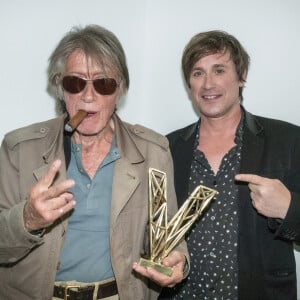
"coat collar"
179,106,264,140
113,114,144,164
172,106,265,203
42,114,66,162
243,107,264,136
179,122,198,142
240,107,265,174
33,115,66,181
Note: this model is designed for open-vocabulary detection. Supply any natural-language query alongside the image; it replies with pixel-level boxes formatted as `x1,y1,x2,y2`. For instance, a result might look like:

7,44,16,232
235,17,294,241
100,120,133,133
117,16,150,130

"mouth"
84,111,97,118
202,94,220,101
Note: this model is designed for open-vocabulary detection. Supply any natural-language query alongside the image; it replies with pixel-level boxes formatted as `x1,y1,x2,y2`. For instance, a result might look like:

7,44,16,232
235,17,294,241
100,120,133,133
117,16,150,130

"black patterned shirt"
174,117,243,300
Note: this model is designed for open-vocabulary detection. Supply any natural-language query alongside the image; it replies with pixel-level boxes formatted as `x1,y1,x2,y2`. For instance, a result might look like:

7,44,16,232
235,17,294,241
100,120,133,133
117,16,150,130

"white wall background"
1,0,300,296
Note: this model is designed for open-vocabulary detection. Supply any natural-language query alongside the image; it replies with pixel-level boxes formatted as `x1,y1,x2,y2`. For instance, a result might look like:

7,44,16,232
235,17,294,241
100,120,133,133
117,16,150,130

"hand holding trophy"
139,168,218,276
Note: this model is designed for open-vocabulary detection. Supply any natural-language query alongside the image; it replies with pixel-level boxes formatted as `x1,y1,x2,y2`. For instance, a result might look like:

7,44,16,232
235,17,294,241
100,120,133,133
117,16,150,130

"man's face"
189,51,245,120
62,49,119,136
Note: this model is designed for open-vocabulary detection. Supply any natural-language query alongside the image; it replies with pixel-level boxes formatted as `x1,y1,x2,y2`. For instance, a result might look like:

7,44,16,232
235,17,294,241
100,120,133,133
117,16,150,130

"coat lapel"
168,123,197,207
110,115,144,226
237,110,266,295
110,159,140,226
240,111,264,174
239,111,265,212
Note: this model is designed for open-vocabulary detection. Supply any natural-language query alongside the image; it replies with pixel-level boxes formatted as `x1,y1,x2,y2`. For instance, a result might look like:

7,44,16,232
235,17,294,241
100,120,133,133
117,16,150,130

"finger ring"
59,208,64,214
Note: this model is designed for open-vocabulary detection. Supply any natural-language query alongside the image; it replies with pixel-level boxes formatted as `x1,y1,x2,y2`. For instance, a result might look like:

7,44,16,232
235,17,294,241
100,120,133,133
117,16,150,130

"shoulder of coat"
128,123,169,150
4,118,61,149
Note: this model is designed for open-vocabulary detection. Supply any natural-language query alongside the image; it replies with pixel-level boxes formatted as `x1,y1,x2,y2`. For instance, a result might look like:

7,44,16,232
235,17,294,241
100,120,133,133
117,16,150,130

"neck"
72,122,115,179
200,107,242,137
72,120,114,147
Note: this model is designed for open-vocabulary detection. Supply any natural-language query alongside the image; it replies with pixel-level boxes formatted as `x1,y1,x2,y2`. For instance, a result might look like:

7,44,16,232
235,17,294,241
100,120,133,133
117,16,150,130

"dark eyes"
192,68,225,77
192,71,203,77
215,68,225,74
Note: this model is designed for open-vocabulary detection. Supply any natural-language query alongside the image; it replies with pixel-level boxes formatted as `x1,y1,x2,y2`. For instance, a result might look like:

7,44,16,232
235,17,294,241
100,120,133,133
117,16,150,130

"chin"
201,109,221,118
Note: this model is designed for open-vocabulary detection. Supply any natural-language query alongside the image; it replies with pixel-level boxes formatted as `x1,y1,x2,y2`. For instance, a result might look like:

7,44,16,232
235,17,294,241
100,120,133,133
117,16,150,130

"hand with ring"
23,159,76,231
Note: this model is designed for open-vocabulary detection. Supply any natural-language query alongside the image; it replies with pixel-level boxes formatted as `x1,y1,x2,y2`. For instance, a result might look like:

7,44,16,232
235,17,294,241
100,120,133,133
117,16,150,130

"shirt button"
87,183,91,189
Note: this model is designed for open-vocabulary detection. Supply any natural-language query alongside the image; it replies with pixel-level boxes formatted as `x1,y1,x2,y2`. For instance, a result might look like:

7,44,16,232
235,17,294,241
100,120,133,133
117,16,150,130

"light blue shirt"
56,138,121,282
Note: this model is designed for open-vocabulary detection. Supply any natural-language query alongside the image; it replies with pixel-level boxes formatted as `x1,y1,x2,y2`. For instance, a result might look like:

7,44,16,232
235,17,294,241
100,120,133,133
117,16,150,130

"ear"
241,70,248,84
238,70,247,87
55,74,61,85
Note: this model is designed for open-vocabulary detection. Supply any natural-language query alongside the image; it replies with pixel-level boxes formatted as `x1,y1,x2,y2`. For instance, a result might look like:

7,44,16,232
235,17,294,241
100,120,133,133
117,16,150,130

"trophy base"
138,257,173,276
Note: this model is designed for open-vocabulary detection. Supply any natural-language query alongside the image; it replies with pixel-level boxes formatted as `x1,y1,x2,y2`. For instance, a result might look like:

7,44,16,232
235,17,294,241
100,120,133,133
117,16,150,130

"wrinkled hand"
23,159,76,231
235,174,291,219
132,250,186,288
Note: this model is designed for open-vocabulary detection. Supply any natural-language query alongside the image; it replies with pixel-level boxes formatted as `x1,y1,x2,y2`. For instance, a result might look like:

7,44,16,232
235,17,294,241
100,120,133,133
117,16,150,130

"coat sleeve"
0,138,44,264
269,128,300,243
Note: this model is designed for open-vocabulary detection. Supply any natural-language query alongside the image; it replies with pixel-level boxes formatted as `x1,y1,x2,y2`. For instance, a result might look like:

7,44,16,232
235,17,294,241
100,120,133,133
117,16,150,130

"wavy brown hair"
182,30,250,101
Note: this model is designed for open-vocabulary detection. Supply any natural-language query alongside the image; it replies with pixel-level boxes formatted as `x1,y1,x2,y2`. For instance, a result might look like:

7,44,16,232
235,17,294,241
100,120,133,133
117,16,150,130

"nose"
203,73,214,89
81,81,96,103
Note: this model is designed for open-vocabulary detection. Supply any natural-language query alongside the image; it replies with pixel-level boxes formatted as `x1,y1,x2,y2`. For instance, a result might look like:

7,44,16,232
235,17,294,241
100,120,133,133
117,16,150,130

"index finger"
235,173,262,185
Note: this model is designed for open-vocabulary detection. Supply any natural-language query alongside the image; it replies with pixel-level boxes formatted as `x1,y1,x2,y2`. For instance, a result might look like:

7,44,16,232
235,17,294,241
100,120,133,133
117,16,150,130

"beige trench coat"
0,114,188,300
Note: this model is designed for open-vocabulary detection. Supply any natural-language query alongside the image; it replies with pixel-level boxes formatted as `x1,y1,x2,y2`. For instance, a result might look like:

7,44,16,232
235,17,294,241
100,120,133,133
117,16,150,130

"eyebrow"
192,63,227,71
213,64,227,68
64,71,110,79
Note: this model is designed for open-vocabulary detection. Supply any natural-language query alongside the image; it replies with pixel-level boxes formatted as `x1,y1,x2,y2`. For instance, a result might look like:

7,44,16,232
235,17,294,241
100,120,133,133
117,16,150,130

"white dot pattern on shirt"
174,124,243,300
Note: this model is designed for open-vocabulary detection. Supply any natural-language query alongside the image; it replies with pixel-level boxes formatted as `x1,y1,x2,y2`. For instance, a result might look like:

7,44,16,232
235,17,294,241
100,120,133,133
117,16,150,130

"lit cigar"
64,110,88,132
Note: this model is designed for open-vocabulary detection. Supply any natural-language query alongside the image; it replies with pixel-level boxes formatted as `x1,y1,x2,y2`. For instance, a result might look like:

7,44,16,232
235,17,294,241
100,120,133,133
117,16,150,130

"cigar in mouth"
64,110,88,132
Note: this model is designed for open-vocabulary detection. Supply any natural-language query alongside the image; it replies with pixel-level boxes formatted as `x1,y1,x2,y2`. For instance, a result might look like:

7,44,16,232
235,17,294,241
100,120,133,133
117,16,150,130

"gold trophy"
139,168,218,276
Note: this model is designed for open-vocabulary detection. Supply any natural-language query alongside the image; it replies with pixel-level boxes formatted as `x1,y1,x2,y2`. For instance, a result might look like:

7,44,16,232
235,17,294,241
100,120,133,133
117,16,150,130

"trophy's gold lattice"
139,168,218,276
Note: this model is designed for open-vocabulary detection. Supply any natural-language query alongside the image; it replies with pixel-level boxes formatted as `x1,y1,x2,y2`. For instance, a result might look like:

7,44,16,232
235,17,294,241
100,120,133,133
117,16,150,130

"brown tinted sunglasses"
62,76,117,95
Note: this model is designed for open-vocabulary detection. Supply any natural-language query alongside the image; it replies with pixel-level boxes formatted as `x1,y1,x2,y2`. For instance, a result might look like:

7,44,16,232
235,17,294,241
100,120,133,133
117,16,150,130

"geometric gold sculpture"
139,168,218,276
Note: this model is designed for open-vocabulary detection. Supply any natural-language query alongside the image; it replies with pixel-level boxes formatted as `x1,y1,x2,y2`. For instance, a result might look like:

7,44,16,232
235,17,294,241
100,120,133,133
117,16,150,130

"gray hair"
47,24,129,112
